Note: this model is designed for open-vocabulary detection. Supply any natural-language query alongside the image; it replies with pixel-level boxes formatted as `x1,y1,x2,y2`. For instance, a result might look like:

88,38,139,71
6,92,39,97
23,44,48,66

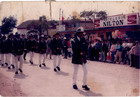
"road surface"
0,53,139,96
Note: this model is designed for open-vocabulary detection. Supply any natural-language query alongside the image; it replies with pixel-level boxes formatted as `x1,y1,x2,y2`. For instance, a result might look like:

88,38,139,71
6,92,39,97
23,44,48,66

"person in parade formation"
21,34,28,61
46,36,52,59
1,35,8,67
7,33,15,69
0,34,2,65
71,27,90,91
51,32,63,72
28,34,36,65
63,37,68,59
38,35,47,67
13,33,24,74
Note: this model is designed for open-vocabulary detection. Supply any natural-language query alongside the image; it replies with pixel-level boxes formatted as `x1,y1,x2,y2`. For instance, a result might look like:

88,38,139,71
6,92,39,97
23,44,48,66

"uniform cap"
76,27,84,33
54,32,60,36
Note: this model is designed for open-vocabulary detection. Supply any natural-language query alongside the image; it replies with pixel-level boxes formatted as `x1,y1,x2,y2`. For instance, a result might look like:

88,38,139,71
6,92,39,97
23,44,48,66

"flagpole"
59,8,61,25
62,10,63,24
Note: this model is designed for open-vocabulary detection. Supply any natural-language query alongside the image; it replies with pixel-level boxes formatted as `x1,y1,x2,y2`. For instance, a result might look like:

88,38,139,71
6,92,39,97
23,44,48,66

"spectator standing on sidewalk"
110,41,116,63
129,41,140,69
114,41,123,64
100,40,108,62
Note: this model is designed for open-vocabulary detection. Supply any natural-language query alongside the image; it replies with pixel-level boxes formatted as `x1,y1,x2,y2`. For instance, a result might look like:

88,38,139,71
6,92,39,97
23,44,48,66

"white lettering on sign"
94,13,139,28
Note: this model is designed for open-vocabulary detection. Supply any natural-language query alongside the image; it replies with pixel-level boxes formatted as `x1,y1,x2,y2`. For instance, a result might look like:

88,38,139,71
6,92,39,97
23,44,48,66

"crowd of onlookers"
62,37,139,69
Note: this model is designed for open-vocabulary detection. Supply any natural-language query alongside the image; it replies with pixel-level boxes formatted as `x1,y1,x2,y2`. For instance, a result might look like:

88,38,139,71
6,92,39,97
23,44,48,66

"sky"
0,0,139,2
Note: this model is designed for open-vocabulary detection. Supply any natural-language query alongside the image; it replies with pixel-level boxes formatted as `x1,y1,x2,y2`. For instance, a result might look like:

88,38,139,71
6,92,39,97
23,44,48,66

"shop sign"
94,13,139,28
56,25,65,31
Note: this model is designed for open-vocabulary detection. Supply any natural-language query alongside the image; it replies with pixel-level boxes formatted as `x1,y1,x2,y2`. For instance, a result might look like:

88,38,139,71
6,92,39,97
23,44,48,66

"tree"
65,15,80,30
27,16,49,36
1,16,17,34
39,15,49,35
80,10,107,20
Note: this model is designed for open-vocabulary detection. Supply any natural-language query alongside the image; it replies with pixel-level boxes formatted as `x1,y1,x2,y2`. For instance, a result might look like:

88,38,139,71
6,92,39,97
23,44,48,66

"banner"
94,13,139,28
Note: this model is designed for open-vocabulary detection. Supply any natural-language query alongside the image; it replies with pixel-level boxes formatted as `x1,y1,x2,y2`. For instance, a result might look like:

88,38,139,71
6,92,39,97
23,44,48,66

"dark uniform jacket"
1,39,7,54
22,38,27,51
38,40,47,54
71,36,88,65
6,38,14,53
0,38,2,53
13,38,24,55
51,38,63,55
28,39,36,52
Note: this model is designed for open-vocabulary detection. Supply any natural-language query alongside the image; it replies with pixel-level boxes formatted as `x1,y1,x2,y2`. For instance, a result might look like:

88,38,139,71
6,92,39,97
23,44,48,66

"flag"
62,16,64,21
62,10,64,21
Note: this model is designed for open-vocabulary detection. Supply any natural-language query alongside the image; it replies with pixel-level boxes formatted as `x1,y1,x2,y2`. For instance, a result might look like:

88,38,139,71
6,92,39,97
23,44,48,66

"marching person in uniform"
21,34,28,61
7,33,15,69
1,35,8,67
13,33,24,74
38,35,47,67
0,34,2,65
51,33,63,72
63,37,68,59
71,27,90,91
46,36,52,59
28,34,36,65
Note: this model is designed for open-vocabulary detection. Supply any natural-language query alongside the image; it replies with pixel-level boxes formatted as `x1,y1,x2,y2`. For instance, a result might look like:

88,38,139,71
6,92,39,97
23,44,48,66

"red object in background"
94,19,100,28
67,41,71,47
62,16,64,21
107,51,111,60
127,14,137,25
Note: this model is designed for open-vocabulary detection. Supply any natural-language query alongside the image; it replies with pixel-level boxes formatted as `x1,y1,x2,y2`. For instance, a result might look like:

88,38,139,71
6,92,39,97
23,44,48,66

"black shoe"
5,63,8,66
56,66,60,71
15,71,18,74
30,61,33,64
82,85,90,91
42,63,46,67
73,84,78,90
1,64,4,66
11,65,15,69
39,64,41,67
19,68,23,73
8,66,11,69
54,68,57,72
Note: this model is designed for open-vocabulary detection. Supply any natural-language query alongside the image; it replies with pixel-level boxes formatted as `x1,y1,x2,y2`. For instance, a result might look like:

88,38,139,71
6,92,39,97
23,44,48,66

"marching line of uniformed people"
0,32,65,71
0,28,90,91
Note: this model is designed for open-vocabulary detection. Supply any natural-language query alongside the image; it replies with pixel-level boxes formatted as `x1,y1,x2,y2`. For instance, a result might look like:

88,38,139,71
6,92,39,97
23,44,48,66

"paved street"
0,53,139,96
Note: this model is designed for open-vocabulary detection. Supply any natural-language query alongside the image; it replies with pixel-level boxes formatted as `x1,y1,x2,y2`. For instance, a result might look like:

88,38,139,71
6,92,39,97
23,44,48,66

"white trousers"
6,54,11,67
53,55,61,68
73,64,87,86
39,54,46,65
11,54,15,65
1,54,7,64
0,54,1,65
30,52,34,62
15,55,23,72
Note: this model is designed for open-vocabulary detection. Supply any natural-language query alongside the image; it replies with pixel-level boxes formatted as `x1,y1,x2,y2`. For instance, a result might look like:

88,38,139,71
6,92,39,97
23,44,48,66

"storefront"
93,13,140,41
